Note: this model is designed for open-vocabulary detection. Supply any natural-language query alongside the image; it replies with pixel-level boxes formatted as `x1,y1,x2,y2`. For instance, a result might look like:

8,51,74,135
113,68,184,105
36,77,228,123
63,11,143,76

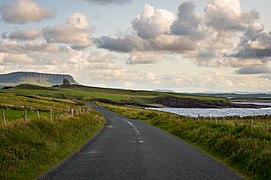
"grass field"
103,104,271,180
0,109,105,179
0,89,106,179
0,84,228,106
0,90,84,124
1,84,270,179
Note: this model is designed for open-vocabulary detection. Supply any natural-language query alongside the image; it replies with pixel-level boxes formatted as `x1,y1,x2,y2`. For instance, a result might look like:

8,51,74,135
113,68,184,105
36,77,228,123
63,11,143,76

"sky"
0,0,271,92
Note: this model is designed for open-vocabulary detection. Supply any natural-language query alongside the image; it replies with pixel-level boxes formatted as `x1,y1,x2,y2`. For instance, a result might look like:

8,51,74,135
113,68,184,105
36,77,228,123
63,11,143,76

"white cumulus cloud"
132,4,176,39
0,0,54,24
43,13,93,49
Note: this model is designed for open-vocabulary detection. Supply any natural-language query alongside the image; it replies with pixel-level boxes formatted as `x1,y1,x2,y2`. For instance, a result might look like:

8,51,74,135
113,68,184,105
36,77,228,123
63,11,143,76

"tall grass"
104,104,271,179
0,109,105,179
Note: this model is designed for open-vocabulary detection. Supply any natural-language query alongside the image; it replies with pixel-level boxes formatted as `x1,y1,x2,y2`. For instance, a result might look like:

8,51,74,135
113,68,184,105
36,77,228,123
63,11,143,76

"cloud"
0,0,54,24
160,72,271,92
0,38,160,89
4,29,42,41
43,13,93,49
205,0,244,31
0,39,24,54
171,2,204,40
232,31,271,59
84,0,131,5
94,3,199,56
193,0,271,68
0,53,34,65
94,34,147,52
236,66,271,74
259,75,271,80
0,38,62,54
132,4,175,39
94,33,196,53
127,52,171,64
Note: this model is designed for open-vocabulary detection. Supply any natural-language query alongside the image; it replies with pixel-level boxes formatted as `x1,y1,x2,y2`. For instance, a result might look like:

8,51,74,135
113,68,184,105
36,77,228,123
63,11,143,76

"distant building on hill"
63,78,70,86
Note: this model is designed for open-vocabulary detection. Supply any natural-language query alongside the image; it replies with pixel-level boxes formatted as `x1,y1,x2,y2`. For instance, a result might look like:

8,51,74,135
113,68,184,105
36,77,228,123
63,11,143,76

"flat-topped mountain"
0,72,78,88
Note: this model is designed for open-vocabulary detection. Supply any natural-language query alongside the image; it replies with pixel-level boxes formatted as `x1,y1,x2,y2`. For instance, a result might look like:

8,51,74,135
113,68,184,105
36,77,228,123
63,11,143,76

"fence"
1,105,92,127
193,116,270,132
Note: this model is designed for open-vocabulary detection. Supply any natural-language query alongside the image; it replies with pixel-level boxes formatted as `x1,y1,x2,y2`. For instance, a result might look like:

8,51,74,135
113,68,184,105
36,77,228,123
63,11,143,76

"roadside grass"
189,116,271,131
0,108,105,179
103,104,271,180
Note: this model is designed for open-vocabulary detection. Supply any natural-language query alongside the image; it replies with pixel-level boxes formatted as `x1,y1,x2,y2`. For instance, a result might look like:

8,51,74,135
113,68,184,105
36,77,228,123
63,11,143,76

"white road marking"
123,119,144,143
79,150,100,155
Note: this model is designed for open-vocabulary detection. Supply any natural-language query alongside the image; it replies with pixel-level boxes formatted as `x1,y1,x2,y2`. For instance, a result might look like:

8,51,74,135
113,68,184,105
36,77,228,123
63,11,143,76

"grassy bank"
0,109,105,179
104,104,271,179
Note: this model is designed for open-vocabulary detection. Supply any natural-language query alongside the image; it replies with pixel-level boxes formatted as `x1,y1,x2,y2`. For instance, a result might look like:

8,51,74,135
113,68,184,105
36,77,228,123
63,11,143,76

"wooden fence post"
2,109,6,127
71,108,74,118
36,110,40,119
250,119,254,128
50,109,53,121
23,109,27,123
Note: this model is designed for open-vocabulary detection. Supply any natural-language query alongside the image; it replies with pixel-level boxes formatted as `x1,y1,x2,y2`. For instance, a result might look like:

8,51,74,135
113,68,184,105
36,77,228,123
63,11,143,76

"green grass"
1,84,228,106
0,92,77,111
0,91,85,124
0,108,105,179
103,104,271,180
1,109,74,123
0,89,106,179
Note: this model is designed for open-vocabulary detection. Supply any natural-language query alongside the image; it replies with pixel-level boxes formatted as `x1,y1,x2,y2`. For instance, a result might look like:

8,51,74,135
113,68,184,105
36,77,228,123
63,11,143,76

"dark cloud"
94,34,196,53
94,35,145,52
232,32,271,59
171,2,204,40
236,66,271,74
84,0,131,5
233,47,271,59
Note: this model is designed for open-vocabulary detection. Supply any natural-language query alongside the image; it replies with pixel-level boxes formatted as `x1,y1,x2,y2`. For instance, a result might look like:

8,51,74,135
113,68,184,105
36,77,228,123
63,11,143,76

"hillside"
0,72,79,88
2,84,269,109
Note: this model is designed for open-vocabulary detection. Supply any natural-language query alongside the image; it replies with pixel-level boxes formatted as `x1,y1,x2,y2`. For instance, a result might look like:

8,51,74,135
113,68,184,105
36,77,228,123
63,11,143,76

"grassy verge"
103,104,271,180
0,108,105,179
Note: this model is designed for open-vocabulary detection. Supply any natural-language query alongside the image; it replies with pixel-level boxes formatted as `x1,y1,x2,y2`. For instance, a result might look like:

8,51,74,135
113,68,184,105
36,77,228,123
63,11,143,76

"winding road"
41,105,242,180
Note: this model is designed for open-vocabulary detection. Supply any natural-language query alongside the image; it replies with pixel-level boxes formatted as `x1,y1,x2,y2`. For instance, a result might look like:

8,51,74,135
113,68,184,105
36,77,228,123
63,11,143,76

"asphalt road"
41,105,242,180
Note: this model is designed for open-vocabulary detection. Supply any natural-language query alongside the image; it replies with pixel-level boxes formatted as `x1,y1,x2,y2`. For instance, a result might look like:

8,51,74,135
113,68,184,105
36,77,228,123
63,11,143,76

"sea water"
149,102,271,117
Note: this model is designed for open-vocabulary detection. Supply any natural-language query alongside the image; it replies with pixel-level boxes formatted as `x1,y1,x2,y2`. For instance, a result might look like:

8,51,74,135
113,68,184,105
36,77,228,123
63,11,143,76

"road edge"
37,113,108,180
